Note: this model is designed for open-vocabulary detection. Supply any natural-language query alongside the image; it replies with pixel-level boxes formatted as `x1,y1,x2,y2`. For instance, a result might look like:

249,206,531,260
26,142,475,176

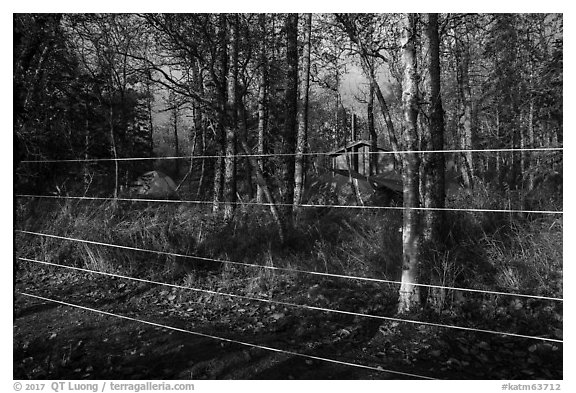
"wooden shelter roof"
327,140,391,156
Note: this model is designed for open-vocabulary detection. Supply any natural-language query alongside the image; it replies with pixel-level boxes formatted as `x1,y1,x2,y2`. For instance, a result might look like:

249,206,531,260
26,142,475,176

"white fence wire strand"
15,144,563,378
15,194,563,215
18,257,563,344
16,230,563,302
19,146,563,164
16,291,435,380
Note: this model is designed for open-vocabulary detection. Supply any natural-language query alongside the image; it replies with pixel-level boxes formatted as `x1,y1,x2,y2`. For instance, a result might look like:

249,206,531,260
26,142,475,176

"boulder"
125,171,178,199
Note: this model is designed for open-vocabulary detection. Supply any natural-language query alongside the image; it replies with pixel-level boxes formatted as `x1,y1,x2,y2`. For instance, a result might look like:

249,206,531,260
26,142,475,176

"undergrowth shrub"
16,198,404,288
483,219,563,298
426,180,562,321
15,178,561,332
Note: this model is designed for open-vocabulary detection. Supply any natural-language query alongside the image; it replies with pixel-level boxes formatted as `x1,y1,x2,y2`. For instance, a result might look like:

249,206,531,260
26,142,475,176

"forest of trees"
14,13,563,314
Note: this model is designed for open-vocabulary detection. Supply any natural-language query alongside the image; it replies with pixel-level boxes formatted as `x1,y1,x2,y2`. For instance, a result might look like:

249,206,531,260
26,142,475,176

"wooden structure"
328,140,395,176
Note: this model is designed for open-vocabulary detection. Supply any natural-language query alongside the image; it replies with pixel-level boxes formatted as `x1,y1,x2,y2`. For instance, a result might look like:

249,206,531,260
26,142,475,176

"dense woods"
14,13,562,379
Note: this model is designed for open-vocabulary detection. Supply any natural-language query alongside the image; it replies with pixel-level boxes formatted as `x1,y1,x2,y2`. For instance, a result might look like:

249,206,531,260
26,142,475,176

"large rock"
124,171,178,199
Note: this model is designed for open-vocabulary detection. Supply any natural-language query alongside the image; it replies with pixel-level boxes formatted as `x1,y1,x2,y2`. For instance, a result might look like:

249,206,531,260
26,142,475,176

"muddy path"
14,294,385,379
13,269,562,380
13,270,405,380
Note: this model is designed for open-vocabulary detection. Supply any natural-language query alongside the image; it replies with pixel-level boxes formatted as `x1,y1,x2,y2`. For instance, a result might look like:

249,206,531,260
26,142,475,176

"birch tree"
294,13,312,207
223,14,239,221
398,13,421,314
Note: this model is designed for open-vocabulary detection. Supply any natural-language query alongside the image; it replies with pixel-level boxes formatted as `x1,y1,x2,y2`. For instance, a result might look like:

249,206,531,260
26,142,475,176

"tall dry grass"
15,179,562,325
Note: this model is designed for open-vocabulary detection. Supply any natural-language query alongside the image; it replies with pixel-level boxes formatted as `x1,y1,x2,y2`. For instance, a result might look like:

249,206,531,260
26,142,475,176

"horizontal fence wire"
18,257,563,344
19,147,563,164
16,291,434,379
16,145,563,378
16,230,563,302
15,194,563,215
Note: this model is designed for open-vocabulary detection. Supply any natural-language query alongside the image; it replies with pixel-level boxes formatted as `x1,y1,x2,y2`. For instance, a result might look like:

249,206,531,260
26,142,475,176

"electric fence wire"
15,144,563,378
15,194,563,215
17,257,563,344
15,230,563,302
19,146,563,164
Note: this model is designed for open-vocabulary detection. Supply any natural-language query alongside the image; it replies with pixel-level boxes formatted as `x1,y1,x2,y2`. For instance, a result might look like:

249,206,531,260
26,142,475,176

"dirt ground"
13,269,562,380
